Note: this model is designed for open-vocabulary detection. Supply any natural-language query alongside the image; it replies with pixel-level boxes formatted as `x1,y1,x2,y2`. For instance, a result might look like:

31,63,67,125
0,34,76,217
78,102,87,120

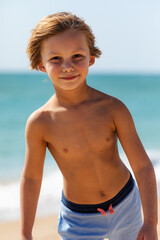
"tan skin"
20,29,158,240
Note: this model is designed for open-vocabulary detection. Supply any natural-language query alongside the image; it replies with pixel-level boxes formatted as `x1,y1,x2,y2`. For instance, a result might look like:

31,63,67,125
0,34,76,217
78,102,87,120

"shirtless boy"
20,12,158,240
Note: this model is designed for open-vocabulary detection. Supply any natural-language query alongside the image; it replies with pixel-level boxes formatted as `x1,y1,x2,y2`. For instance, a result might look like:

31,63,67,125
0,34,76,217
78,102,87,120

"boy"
20,12,158,240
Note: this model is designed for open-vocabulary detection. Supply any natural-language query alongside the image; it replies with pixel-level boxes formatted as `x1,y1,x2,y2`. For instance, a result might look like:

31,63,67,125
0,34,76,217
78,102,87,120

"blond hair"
26,12,102,70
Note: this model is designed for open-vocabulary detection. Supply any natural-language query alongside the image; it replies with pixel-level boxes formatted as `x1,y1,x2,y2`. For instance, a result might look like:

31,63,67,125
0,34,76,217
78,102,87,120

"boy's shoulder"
25,103,55,141
27,107,45,125
95,90,131,119
94,89,127,109
26,98,54,130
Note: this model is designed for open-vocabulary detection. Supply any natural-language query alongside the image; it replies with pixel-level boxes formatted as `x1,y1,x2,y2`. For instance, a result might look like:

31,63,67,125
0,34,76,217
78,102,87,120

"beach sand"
0,201,160,240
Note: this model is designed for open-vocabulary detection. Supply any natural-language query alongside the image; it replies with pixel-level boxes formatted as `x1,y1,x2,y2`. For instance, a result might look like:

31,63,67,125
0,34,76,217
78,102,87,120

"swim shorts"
58,176,143,240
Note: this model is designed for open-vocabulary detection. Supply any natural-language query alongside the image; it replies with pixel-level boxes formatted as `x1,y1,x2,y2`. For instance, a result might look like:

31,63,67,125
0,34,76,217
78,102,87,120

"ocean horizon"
0,72,160,222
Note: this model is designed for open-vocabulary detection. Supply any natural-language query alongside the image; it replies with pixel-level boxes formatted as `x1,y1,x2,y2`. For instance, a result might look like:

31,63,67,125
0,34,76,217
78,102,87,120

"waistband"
61,173,134,213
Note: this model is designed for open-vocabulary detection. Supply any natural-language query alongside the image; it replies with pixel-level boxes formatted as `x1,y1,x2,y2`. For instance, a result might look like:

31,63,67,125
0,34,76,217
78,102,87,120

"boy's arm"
20,113,47,240
113,100,158,239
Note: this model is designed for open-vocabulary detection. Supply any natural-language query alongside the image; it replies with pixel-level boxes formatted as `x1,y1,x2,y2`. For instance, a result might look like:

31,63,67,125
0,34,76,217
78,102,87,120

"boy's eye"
73,54,83,59
50,56,61,61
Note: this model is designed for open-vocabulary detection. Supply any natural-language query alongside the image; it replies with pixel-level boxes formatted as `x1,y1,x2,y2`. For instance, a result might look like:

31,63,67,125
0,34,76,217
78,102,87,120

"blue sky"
0,0,160,73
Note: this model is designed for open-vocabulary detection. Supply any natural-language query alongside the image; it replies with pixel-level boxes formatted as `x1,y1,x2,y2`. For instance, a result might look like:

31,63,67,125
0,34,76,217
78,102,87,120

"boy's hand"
136,223,158,240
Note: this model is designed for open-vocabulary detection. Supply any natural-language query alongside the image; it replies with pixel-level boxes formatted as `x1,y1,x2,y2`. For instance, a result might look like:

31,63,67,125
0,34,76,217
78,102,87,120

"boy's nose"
63,67,74,73
62,61,74,73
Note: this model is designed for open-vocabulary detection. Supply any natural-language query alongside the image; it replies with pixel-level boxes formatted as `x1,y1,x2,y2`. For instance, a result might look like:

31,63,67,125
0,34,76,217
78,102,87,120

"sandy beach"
0,215,60,240
0,200,159,240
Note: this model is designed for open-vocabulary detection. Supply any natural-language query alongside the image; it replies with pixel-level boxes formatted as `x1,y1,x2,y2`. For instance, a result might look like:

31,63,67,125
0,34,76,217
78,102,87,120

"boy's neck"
53,82,91,108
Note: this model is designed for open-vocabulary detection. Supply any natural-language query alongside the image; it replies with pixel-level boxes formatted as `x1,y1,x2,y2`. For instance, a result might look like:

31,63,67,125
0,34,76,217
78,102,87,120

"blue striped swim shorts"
58,176,143,240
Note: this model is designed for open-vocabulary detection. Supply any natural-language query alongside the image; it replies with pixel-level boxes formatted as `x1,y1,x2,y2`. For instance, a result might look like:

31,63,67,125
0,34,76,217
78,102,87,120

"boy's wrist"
21,234,32,240
143,219,158,227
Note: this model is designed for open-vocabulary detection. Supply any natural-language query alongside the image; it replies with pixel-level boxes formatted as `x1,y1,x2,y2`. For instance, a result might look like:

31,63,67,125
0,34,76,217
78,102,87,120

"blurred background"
0,0,160,222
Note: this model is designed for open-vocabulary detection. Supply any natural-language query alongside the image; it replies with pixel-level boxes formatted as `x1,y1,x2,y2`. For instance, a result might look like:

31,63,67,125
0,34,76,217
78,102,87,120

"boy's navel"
100,191,106,197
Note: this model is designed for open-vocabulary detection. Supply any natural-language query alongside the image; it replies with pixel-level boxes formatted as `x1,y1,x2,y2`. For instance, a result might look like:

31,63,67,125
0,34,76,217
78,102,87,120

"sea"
0,72,160,222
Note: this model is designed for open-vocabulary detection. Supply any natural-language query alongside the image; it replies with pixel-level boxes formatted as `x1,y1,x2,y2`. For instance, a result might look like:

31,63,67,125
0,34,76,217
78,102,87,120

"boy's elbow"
21,165,43,182
134,160,155,177
20,174,42,191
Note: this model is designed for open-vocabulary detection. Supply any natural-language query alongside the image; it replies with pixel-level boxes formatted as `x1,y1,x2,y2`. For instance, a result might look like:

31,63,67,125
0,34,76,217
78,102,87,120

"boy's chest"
44,105,116,155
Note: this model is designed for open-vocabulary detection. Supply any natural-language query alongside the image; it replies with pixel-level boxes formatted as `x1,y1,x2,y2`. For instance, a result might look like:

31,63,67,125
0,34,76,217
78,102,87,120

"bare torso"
38,87,130,204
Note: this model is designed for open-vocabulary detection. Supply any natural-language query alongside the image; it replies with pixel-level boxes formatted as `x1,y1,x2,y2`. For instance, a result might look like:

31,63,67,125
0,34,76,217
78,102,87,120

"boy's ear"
38,62,46,73
89,56,95,67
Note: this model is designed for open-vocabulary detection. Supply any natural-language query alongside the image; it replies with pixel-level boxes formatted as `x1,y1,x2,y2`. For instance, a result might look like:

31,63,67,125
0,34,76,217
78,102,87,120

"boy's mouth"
60,75,79,80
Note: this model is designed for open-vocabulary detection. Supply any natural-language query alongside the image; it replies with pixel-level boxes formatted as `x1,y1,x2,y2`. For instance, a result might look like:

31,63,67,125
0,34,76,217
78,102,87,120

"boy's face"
39,29,95,91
